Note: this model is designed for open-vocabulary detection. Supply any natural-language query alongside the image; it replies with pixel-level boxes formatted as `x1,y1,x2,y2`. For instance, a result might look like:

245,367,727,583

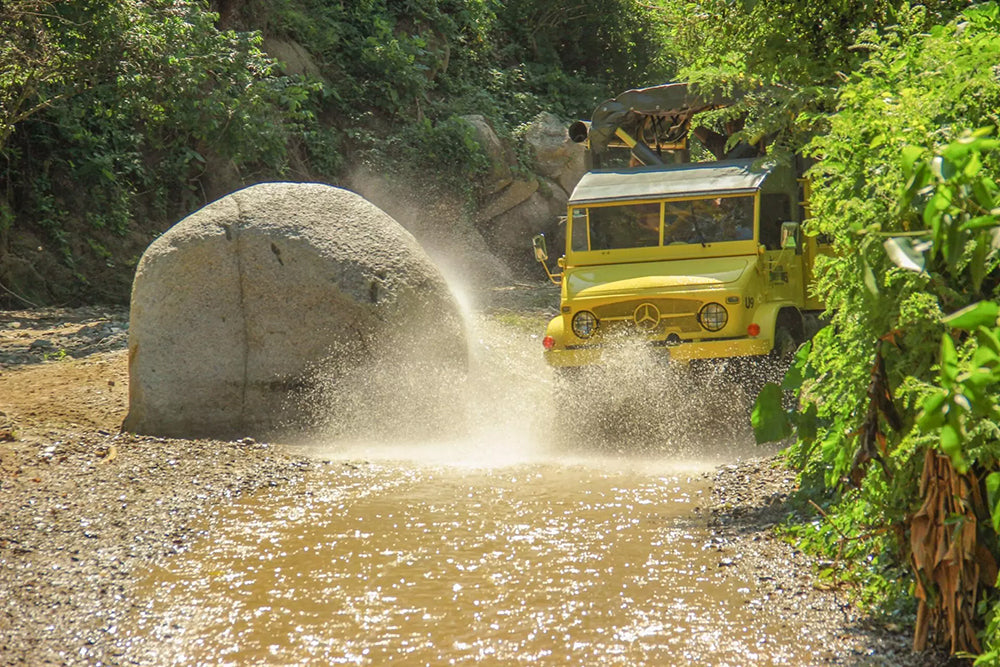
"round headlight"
571,311,598,339
699,303,728,331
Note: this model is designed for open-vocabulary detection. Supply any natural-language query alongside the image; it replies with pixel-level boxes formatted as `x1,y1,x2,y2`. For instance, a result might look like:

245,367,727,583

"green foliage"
493,0,673,93
657,0,971,159
784,485,915,613
749,3,1000,655
751,382,792,443
780,0,1000,478
0,1,128,149
269,0,672,170
367,114,493,197
1,0,675,305
3,0,321,253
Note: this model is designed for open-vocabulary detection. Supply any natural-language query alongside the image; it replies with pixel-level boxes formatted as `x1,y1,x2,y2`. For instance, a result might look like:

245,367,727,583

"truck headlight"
572,311,598,339
699,303,728,331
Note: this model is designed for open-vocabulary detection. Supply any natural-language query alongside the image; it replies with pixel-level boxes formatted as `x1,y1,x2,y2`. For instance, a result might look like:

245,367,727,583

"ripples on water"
134,461,810,666
128,312,806,665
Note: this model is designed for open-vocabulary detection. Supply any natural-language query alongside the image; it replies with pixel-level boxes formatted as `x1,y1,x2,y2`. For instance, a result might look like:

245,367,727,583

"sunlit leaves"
987,473,1000,534
2,0,324,238
899,128,1000,286
916,323,1000,475
0,0,129,151
944,302,1000,331
774,3,1000,643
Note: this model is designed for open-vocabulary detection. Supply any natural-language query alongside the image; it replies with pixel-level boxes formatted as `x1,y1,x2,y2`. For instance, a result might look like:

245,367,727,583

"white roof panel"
569,158,773,205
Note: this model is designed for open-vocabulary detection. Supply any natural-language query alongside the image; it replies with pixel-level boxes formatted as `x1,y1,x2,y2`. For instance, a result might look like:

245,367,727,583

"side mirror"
532,234,549,262
780,222,801,254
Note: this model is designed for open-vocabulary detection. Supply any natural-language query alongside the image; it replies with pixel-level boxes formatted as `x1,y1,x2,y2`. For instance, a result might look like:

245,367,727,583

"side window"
570,209,589,251
759,193,790,250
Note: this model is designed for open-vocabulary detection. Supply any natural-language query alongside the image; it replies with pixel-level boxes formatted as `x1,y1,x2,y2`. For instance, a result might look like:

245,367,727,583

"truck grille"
592,298,703,333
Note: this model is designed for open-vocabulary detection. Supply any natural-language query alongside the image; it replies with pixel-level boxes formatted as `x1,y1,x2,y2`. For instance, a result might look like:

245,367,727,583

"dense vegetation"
0,0,671,305
738,1,1000,660
655,0,1000,660
3,0,1000,660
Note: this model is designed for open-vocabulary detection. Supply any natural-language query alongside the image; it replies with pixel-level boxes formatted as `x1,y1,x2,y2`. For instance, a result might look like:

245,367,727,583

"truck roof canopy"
568,158,774,205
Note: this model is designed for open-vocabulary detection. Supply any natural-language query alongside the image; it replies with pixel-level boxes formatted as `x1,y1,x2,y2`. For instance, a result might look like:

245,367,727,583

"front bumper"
544,335,771,367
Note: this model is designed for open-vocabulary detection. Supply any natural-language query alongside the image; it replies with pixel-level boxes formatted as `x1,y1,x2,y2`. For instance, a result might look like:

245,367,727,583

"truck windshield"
573,196,754,252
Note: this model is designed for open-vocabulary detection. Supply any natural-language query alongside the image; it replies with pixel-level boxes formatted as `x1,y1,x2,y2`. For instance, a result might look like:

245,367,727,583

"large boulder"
460,114,515,194
122,182,466,440
475,178,539,225
262,38,324,79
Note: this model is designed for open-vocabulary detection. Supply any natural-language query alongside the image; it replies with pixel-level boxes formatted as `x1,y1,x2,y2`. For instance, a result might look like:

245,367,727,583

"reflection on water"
130,459,806,666
126,308,801,665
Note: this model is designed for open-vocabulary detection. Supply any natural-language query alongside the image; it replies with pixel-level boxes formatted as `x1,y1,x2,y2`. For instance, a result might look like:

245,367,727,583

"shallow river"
127,314,811,665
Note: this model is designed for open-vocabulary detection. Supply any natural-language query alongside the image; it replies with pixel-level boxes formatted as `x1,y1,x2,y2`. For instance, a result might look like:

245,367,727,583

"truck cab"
534,83,828,369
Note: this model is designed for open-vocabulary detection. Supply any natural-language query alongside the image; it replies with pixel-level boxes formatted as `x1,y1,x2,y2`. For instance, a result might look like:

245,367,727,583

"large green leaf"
943,301,1000,331
940,333,959,385
987,472,1000,533
901,144,924,179
940,418,967,473
916,390,948,431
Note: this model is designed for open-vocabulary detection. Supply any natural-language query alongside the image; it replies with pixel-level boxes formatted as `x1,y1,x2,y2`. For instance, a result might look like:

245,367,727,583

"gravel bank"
0,433,313,664
708,459,949,665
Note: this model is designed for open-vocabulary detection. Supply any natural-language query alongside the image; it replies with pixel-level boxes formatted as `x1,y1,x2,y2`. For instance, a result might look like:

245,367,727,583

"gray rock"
123,182,466,440
484,185,566,277
460,115,515,194
28,339,53,352
475,178,539,225
522,112,586,195
262,38,324,80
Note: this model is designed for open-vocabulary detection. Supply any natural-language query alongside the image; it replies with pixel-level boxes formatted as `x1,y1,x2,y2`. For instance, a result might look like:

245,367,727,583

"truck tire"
770,326,798,365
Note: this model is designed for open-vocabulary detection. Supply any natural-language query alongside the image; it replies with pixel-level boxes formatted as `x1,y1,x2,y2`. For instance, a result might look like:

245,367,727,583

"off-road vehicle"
533,83,829,370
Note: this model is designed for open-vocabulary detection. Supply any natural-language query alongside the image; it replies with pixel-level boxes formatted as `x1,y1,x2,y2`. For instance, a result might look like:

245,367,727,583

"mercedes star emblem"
633,303,660,331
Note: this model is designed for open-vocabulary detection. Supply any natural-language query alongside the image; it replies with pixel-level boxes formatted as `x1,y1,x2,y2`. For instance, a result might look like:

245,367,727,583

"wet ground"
0,289,946,665
126,458,819,666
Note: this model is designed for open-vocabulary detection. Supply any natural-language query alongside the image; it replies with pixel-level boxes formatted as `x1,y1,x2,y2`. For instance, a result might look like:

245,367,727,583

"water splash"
287,288,762,468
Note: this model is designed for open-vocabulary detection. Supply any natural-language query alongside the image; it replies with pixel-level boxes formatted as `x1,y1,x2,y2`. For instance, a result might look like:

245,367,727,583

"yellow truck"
534,83,829,371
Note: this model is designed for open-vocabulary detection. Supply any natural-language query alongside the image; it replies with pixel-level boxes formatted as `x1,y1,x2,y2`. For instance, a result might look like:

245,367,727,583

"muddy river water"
129,455,823,666
124,314,817,665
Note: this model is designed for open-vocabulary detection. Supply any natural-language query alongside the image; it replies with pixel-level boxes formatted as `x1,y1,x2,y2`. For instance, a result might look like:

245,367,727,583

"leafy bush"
3,1,318,238
1,0,676,306
659,0,971,158
752,4,1000,657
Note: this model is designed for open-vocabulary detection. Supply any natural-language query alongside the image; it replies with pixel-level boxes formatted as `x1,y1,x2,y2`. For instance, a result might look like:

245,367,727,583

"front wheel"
770,327,798,365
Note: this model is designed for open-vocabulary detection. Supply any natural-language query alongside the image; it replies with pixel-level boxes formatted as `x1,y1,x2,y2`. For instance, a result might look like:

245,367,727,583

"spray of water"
287,280,762,468
550,339,758,458
285,172,765,466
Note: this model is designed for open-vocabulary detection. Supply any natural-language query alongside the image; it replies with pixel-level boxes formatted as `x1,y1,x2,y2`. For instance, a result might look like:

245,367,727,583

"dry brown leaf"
909,452,994,655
